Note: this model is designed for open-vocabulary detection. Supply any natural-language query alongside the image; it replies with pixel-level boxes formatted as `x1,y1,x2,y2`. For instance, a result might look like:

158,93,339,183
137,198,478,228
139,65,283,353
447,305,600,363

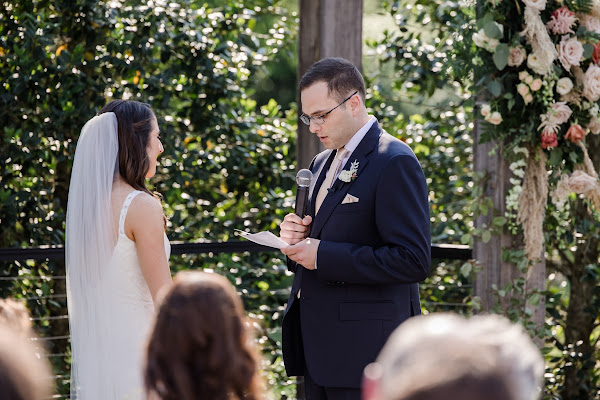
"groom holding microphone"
279,57,431,400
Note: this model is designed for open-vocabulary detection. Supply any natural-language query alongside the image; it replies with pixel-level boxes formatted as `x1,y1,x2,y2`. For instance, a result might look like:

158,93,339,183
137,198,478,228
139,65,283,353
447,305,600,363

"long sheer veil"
66,112,119,399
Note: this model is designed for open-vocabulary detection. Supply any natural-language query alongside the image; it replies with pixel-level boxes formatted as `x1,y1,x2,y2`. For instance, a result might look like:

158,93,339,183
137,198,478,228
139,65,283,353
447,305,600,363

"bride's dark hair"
98,99,155,195
145,271,264,400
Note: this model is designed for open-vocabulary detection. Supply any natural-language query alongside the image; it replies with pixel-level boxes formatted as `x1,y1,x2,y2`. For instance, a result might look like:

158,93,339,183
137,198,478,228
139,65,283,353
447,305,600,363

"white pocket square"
342,194,359,204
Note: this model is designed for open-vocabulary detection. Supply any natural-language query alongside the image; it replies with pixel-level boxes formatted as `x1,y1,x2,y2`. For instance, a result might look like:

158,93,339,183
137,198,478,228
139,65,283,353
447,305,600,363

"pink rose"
508,46,527,67
579,14,600,34
583,64,600,101
517,83,530,97
565,124,586,143
568,170,598,193
541,129,558,149
547,7,577,34
550,102,572,125
558,35,584,71
530,79,543,91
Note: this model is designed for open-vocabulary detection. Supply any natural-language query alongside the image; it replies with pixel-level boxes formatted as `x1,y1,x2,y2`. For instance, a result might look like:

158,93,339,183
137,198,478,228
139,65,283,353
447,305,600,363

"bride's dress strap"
119,190,143,236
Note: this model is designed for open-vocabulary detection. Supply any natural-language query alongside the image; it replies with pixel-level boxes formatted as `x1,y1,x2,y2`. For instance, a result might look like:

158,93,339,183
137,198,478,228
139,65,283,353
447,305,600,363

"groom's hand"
280,213,312,245
281,237,320,270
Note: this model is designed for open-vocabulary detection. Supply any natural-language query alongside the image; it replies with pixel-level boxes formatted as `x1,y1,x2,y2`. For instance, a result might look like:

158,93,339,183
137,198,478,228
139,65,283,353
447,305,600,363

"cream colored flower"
568,170,598,193
527,52,549,75
556,77,574,95
486,111,503,125
588,116,600,134
480,104,491,117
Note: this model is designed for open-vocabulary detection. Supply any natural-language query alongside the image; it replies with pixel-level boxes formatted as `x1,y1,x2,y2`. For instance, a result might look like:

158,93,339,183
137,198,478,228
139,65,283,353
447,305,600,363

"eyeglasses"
300,91,358,126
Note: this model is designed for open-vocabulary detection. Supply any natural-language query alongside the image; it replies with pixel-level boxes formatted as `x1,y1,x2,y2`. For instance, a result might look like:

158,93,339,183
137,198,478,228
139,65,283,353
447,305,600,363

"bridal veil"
66,112,119,399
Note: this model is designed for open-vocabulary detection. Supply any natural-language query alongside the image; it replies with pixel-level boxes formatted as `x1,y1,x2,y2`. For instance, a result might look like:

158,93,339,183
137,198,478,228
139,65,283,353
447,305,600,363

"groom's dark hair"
299,57,366,103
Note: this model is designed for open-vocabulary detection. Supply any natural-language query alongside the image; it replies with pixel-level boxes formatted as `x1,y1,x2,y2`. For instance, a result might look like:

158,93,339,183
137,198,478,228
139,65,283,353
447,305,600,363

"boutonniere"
338,160,359,183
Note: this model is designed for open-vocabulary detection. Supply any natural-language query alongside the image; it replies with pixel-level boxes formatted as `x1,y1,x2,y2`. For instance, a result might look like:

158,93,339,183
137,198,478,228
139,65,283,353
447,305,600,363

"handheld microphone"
295,169,313,217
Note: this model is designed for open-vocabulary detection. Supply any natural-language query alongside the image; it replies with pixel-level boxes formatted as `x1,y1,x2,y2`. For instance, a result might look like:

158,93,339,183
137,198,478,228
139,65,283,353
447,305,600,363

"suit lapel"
310,122,382,238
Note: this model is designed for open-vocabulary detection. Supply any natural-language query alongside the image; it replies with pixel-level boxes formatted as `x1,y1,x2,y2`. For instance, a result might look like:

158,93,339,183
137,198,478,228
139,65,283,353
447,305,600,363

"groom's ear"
362,363,383,400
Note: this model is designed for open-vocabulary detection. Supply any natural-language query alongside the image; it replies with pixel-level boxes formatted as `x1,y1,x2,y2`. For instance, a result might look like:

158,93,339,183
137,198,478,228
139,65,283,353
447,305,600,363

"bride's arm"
127,194,173,309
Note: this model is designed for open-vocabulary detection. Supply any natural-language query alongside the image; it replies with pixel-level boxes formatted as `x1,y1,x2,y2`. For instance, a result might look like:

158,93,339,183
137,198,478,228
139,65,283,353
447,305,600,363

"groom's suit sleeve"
316,151,430,284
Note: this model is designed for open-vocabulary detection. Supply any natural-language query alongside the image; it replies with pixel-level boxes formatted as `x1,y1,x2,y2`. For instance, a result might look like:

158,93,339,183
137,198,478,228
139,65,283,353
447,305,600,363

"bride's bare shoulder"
128,192,163,221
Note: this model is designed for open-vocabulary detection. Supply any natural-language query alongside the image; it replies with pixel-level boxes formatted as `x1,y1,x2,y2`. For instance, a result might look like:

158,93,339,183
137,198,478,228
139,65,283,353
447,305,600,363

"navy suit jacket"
281,121,431,388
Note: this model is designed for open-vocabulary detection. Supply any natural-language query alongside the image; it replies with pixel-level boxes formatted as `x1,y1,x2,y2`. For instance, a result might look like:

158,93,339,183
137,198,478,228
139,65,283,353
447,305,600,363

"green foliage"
0,0,296,397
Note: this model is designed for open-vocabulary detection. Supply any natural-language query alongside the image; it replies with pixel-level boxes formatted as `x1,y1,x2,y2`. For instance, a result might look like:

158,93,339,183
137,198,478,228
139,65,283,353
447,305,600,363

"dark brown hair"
98,99,155,195
145,271,264,400
299,57,366,103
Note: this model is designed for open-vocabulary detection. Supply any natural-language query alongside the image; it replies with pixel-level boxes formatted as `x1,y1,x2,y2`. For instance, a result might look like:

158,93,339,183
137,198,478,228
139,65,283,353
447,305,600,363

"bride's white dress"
75,190,170,399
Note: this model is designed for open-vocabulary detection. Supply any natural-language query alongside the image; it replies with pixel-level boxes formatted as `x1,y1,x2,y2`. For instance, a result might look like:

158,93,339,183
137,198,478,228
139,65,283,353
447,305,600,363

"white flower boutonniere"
338,160,359,183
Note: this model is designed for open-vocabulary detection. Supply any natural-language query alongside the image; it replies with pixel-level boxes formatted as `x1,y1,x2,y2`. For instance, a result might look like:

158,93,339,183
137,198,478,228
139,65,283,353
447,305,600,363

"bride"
66,100,173,399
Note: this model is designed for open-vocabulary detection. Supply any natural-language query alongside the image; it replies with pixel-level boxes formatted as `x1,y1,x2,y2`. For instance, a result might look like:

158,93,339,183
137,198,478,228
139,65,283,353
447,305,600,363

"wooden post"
297,0,363,169
294,1,363,398
473,101,546,334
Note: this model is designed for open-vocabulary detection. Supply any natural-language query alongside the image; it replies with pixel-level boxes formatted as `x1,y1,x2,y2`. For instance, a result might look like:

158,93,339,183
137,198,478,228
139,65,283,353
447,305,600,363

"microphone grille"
296,169,313,187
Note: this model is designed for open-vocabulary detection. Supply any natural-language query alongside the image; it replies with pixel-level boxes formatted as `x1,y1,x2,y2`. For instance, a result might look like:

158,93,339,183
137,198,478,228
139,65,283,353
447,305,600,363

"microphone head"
296,169,313,187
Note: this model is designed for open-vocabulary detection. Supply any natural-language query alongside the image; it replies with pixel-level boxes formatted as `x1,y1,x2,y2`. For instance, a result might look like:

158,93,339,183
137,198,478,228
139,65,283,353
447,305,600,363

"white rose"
472,30,487,48
487,38,500,52
523,0,547,10
558,35,584,71
588,116,600,134
508,46,527,67
583,64,600,102
524,93,534,103
556,77,574,95
527,52,549,75
480,104,491,117
568,170,598,193
486,111,503,125
590,103,599,117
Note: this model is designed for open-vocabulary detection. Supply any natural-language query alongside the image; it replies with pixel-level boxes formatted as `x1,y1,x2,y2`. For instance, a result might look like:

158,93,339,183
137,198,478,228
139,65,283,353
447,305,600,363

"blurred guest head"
0,301,52,400
145,271,264,400
0,298,32,336
362,313,544,400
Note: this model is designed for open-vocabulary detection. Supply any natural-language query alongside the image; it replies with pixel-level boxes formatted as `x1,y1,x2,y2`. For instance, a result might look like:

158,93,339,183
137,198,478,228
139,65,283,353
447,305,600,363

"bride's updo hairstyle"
145,271,264,400
98,100,155,194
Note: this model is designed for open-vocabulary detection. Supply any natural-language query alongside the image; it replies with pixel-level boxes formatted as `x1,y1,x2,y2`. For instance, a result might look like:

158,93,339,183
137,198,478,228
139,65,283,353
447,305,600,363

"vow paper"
237,230,289,249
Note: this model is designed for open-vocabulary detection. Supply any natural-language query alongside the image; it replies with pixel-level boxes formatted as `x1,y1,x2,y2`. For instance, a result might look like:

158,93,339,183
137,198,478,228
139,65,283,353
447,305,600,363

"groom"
280,57,431,400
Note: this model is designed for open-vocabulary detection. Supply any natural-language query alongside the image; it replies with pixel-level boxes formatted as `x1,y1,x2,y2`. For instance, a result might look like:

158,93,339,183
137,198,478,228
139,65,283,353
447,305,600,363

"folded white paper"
237,230,289,249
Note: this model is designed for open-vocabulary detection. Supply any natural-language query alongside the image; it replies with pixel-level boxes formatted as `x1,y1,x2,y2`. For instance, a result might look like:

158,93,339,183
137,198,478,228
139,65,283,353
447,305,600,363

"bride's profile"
66,100,173,399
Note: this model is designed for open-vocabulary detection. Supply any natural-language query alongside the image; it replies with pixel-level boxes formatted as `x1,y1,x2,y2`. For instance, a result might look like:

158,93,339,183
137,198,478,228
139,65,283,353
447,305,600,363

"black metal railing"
0,241,472,261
